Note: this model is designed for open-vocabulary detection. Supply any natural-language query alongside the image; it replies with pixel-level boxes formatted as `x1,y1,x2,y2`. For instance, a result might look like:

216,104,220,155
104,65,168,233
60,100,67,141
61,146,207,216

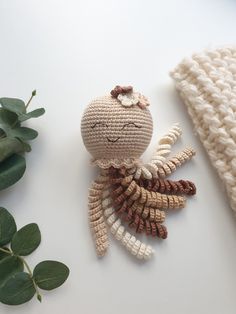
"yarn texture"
171,47,236,214
81,86,196,260
81,95,153,168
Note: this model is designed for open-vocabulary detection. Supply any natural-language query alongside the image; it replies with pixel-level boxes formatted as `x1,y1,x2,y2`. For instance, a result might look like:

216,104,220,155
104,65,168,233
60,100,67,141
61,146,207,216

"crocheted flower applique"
111,85,150,109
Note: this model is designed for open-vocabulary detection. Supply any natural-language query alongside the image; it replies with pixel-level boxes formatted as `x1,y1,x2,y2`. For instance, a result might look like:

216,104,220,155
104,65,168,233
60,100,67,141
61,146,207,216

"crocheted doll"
81,86,196,260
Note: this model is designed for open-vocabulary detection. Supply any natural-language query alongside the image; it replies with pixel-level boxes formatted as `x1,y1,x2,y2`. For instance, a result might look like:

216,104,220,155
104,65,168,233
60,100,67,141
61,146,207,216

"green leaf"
0,272,35,305
33,260,69,290
0,129,5,138
0,256,23,287
11,223,41,256
0,248,10,260
37,294,42,302
0,137,25,162
19,108,45,122
32,90,36,97
0,154,26,191
0,98,26,115
7,127,38,141
17,139,31,152
0,108,19,134
0,207,17,246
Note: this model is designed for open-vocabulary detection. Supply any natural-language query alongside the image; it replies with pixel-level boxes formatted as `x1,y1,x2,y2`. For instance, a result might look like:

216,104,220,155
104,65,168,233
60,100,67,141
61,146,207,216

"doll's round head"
81,86,153,168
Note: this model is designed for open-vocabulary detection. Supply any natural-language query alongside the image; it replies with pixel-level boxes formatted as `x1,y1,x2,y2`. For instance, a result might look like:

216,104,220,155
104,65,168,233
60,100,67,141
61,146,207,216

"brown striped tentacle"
116,200,166,224
129,214,168,239
119,177,186,210
105,165,195,242
138,178,196,195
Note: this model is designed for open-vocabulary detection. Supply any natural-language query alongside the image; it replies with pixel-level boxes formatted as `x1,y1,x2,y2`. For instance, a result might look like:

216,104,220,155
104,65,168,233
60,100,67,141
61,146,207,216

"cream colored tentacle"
101,187,154,260
134,123,182,180
157,147,196,178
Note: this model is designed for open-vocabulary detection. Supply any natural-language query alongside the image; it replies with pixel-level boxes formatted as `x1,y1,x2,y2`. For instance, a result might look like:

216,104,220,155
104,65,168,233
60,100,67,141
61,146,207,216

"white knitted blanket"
171,47,236,214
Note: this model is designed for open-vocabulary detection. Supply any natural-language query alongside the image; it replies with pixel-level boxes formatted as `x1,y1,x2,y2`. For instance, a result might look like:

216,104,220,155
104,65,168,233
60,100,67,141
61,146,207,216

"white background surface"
0,1,236,313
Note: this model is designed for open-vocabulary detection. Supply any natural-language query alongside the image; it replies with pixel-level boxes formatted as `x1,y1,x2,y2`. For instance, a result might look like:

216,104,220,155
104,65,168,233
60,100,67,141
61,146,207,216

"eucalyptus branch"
0,91,45,192
0,208,69,306
10,90,37,129
0,246,42,302
17,256,42,302
0,94,68,307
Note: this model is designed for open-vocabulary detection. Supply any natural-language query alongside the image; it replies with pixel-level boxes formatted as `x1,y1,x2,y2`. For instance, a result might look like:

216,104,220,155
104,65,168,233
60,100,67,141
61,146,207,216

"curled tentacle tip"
186,147,196,155
97,252,107,258
173,122,182,129
149,247,155,254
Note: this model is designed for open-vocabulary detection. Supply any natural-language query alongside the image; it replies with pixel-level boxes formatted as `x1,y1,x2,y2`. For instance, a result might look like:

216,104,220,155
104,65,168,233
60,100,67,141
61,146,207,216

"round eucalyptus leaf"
11,223,41,256
19,108,45,122
0,154,26,191
0,137,24,162
0,272,35,305
0,207,17,246
33,260,69,290
6,127,38,141
0,98,26,115
17,139,31,152
0,256,23,287
0,248,10,260
0,108,19,133
0,129,5,138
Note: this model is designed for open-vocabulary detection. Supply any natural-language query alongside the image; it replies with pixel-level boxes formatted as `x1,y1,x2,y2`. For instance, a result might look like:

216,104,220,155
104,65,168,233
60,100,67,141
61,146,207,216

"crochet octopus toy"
81,86,196,260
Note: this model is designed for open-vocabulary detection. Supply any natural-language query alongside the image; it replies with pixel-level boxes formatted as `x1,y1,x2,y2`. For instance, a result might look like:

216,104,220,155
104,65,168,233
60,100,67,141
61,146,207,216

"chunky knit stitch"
171,47,236,214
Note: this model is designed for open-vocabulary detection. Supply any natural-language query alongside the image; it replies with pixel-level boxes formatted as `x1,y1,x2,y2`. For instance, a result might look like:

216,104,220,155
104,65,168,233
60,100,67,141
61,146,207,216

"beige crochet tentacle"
126,202,166,223
157,147,196,178
88,174,109,257
120,176,186,209
101,188,154,260
134,123,182,180
150,123,182,165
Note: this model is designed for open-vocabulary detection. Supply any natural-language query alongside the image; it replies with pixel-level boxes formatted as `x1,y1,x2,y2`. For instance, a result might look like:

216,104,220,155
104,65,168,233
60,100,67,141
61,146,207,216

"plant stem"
25,94,34,109
0,248,42,302
17,256,42,303
5,91,36,130
0,247,11,254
